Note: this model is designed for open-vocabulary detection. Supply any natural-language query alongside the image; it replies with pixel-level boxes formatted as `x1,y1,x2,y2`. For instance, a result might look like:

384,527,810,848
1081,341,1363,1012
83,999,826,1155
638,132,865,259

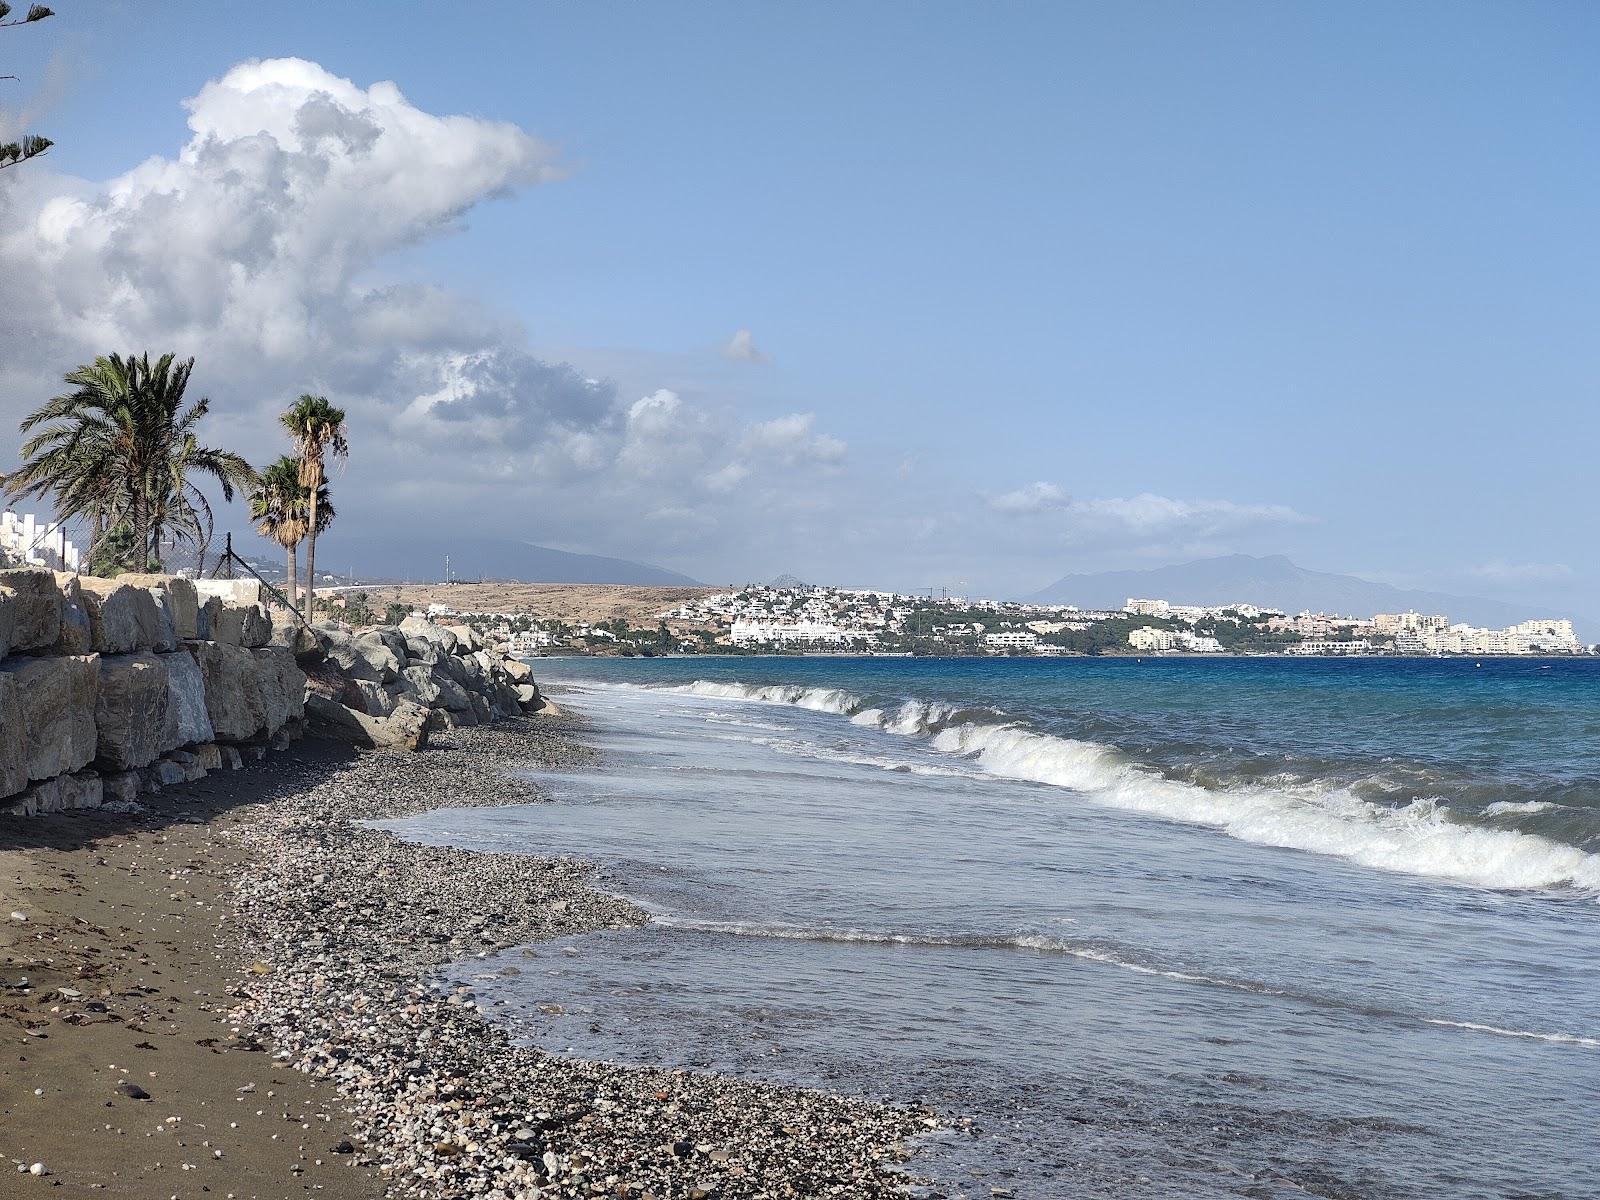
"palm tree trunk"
302,469,320,622
288,544,299,605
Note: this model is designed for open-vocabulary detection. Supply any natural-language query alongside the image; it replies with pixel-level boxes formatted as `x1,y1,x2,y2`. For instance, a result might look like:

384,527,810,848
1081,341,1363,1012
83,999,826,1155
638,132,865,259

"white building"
509,629,554,654
731,618,865,647
984,630,1039,650
1288,639,1374,656
1128,627,1223,653
0,510,81,572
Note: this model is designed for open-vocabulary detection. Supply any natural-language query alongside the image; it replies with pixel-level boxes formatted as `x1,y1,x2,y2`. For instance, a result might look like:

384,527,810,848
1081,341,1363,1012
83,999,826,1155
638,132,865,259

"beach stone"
352,631,403,682
161,649,215,747
146,758,186,788
0,568,64,653
399,614,459,654
195,743,223,771
515,683,541,707
77,578,161,653
117,574,199,639
404,635,443,665
0,654,98,781
94,652,174,770
221,745,243,770
503,658,534,683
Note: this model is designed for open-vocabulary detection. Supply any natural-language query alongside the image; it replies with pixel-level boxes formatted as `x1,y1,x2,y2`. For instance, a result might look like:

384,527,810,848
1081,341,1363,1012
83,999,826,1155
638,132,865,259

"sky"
0,2,1596,611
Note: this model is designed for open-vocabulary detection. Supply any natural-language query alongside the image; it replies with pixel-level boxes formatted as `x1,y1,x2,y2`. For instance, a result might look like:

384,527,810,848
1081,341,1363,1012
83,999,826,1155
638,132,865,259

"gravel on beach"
225,716,939,1199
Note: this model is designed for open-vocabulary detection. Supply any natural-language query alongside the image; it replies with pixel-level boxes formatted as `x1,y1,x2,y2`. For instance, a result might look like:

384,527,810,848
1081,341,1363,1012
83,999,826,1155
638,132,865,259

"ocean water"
380,657,1600,1198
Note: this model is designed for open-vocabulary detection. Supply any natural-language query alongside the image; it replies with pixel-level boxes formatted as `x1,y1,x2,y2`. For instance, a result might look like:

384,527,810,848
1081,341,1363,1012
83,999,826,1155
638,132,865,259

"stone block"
161,649,215,747
94,652,173,770
0,568,64,654
0,654,98,782
102,771,142,805
6,770,102,816
117,574,198,640
78,578,161,653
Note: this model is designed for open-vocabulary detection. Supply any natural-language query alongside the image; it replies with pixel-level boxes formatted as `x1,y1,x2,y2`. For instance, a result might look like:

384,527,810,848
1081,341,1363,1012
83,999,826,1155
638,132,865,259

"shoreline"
3,716,937,1198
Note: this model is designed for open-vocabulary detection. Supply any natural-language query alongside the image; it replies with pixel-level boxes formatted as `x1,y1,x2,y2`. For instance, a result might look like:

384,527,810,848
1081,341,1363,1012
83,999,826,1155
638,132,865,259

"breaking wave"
657,681,1600,895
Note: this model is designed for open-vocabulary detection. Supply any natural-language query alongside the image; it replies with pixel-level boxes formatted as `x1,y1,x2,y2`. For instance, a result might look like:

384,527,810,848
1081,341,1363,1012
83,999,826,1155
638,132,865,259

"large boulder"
403,635,443,666
144,586,179,651
3,770,103,817
195,595,223,640
161,649,214,747
352,631,403,682
502,657,534,683
399,614,458,654
251,646,306,732
94,653,174,770
118,574,199,640
305,694,431,752
185,641,259,742
446,624,483,653
0,669,27,798
53,572,93,654
239,604,273,649
269,615,325,660
78,579,162,653
0,568,64,654
0,654,99,782
346,678,396,718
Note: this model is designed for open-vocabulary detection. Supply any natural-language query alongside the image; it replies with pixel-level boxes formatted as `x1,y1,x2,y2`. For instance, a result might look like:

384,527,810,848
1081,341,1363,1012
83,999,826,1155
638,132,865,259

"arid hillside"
364,581,719,627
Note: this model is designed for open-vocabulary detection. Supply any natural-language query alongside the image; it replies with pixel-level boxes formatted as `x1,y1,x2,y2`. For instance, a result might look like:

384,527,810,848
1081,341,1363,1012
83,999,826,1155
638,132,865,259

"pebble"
218,720,937,1198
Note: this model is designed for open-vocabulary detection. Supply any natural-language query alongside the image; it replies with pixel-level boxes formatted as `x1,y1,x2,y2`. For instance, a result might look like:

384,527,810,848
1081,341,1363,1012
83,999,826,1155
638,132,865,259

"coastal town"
410,578,1593,659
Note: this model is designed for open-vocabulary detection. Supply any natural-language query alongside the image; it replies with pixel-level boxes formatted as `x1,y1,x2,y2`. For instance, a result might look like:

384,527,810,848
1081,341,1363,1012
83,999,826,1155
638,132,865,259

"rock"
94,653,173,770
305,694,432,752
118,574,199,640
239,603,273,649
221,745,244,770
268,612,324,660
195,594,222,640
469,692,492,723
399,614,459,654
115,1080,152,1100
195,743,223,771
445,624,482,653
0,568,63,653
146,587,179,650
347,678,396,718
404,635,443,665
252,646,307,734
0,654,98,781
514,683,541,706
161,649,215,746
78,578,162,653
146,759,186,788
53,572,93,654
503,658,534,683
0,669,27,798
185,641,258,742
6,770,103,816
102,771,142,804
167,749,206,782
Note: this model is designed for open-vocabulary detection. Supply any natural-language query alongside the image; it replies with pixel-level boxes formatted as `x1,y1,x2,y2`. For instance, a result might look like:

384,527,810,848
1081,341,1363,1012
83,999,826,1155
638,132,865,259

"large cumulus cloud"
0,58,847,573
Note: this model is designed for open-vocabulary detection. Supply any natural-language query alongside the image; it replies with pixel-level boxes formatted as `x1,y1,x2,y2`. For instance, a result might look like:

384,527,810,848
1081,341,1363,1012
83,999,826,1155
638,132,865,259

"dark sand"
0,740,382,1197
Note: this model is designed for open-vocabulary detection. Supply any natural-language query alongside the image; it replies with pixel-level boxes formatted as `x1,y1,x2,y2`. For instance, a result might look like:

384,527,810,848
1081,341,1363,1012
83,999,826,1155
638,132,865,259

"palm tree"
248,455,333,607
280,394,347,620
6,353,256,572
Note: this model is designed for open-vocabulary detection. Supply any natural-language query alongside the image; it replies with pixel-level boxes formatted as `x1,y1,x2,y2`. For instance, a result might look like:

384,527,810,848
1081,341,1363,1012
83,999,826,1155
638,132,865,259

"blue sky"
2,2,1596,611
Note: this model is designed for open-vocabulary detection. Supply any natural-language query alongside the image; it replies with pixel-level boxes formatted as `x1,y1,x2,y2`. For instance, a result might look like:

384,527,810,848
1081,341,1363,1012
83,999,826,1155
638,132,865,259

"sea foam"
658,680,1600,895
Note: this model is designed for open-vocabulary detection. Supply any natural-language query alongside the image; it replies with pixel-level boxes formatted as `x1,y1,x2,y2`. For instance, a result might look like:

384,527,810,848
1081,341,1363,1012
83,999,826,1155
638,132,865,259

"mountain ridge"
312,535,699,587
1028,554,1583,633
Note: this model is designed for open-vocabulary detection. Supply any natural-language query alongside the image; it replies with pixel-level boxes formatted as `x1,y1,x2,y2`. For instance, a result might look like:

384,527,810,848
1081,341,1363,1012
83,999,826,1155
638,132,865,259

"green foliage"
0,3,54,170
8,353,257,570
384,601,410,626
281,394,348,620
85,523,155,577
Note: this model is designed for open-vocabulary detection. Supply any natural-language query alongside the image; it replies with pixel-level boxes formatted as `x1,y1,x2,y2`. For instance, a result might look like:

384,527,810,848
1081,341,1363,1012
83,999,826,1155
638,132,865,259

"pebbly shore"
224,713,938,1200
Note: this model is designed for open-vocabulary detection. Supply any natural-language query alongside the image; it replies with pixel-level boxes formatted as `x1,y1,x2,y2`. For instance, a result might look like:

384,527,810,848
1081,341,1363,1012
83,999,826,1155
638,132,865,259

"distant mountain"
1028,554,1575,631
768,573,810,588
323,536,699,587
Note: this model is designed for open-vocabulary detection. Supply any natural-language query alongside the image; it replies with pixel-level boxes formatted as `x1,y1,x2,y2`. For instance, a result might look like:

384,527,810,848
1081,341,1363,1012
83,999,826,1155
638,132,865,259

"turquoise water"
385,656,1600,1198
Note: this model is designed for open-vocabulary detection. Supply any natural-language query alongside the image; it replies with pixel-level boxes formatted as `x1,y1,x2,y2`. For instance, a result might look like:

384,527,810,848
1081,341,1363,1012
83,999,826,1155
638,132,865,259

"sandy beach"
1,717,933,1199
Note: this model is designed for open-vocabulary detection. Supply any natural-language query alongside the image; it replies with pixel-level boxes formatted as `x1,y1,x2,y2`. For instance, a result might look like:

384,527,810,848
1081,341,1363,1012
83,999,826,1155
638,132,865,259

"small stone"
116,1081,152,1101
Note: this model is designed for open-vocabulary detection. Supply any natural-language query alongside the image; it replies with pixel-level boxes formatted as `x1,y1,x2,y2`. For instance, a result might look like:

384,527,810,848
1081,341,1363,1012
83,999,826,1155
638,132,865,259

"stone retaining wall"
0,568,305,816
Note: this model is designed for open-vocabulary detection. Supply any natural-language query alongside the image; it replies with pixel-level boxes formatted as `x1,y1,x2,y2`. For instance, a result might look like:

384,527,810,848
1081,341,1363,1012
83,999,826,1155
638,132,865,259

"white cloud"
721,328,770,364
0,58,851,573
990,481,1071,513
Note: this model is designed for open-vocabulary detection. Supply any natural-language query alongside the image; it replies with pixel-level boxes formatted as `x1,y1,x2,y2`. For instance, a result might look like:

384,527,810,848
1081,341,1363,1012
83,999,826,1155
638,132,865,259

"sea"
377,656,1600,1199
